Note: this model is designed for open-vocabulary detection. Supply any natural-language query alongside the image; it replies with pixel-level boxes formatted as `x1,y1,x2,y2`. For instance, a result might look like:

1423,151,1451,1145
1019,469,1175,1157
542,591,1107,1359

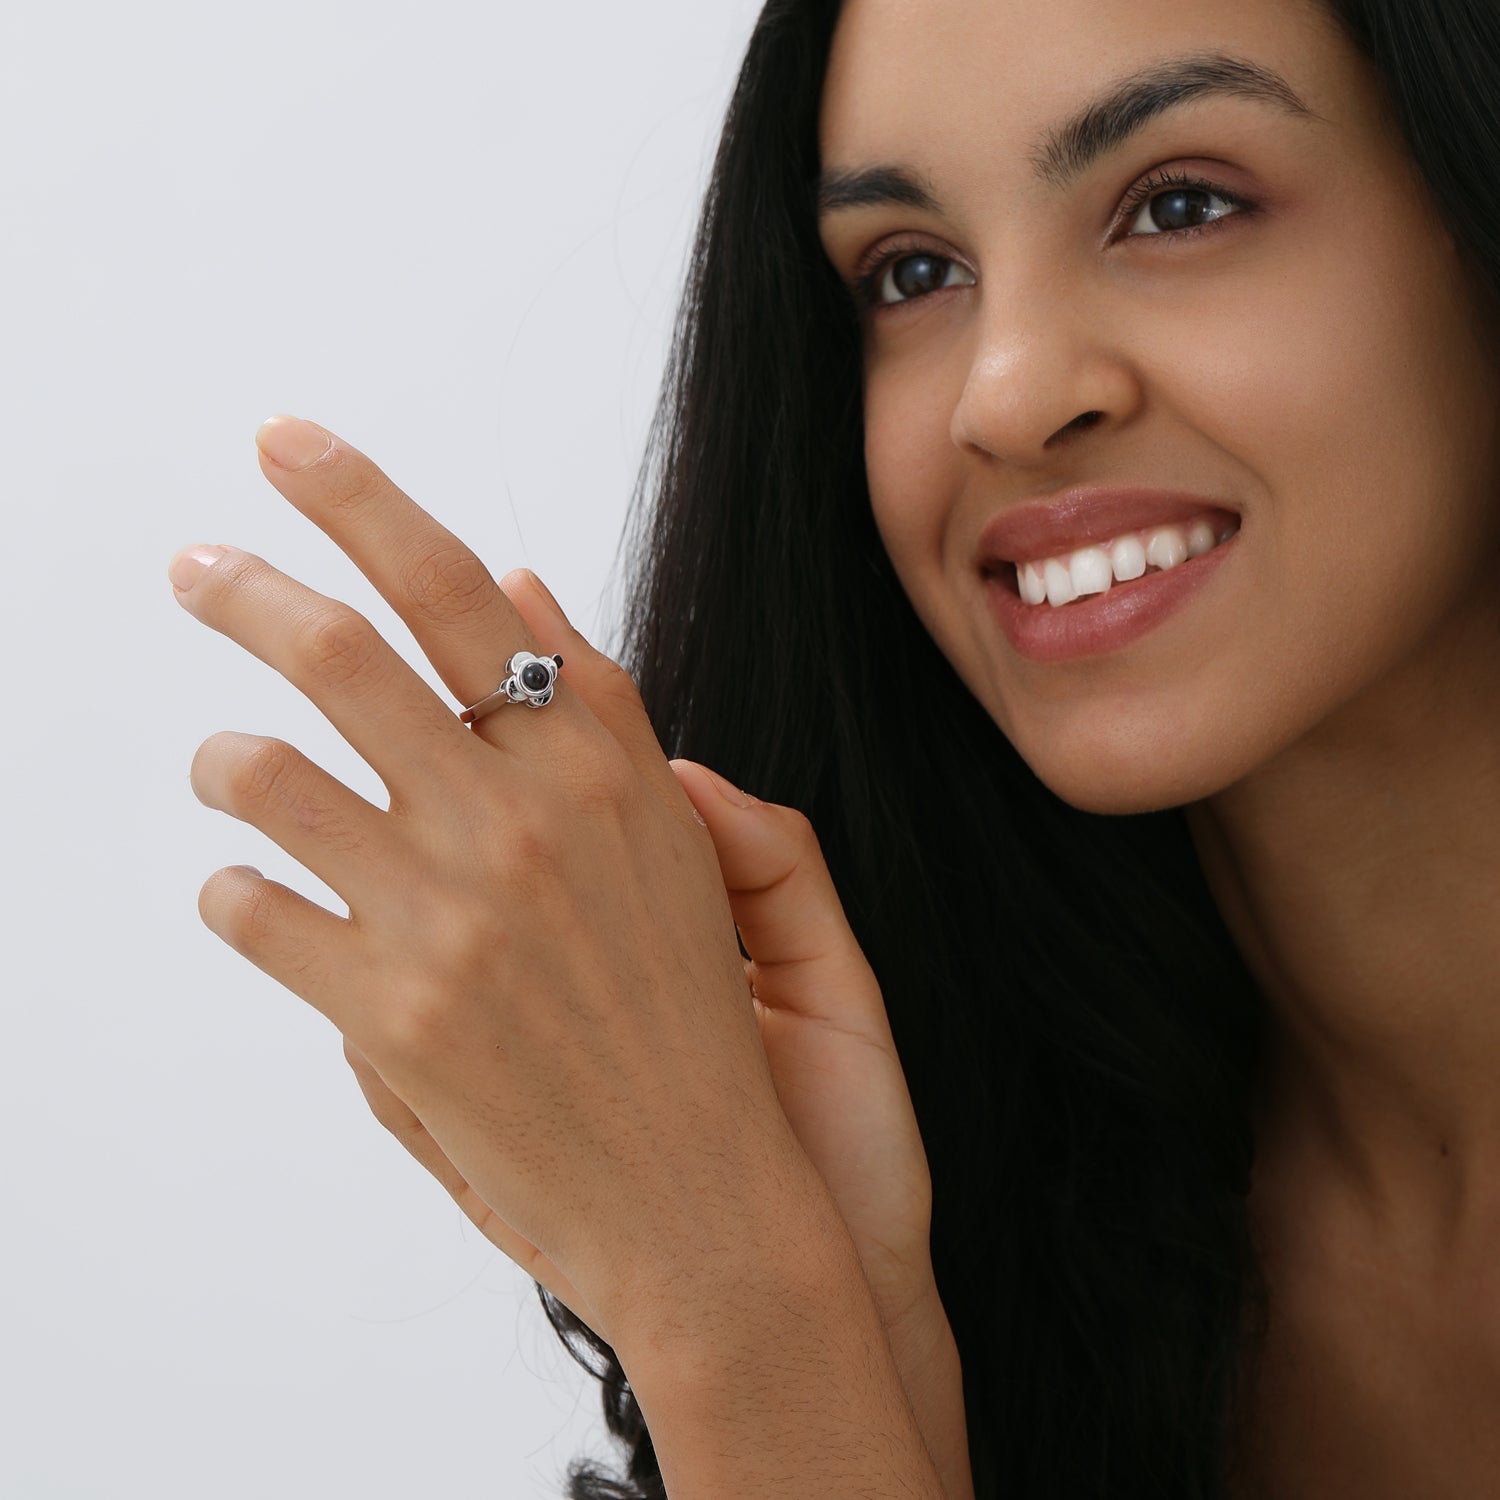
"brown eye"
1121,171,1249,239
859,252,976,309
889,254,951,299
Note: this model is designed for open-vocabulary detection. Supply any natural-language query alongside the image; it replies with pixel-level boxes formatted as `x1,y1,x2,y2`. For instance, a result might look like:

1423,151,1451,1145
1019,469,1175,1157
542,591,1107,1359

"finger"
498,567,686,806
197,865,362,1028
169,543,475,806
190,731,394,908
252,415,586,748
669,761,895,1038
341,1038,601,1333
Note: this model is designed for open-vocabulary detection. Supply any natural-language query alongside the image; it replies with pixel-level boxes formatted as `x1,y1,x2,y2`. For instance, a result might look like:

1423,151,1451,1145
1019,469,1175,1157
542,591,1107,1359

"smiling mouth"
988,513,1242,608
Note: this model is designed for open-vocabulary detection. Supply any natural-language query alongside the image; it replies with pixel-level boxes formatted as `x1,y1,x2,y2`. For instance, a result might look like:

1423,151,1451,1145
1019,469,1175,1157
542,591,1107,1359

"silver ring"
459,651,564,724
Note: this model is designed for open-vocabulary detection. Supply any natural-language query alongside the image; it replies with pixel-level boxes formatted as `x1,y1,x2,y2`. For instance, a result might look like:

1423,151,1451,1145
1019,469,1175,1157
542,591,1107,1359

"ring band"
460,651,564,724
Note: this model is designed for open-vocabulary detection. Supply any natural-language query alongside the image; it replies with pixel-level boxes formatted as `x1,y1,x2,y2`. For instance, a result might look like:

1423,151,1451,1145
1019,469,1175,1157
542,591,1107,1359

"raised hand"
343,757,942,1344
173,415,837,1354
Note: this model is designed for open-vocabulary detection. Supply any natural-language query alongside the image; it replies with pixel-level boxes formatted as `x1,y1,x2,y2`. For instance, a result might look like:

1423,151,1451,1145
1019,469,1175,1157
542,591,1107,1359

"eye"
1117,168,1253,240
852,249,976,311
847,169,1255,313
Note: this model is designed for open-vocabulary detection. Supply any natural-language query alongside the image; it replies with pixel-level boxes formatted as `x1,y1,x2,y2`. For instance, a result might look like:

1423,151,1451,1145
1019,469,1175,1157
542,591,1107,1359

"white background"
0,1,766,1493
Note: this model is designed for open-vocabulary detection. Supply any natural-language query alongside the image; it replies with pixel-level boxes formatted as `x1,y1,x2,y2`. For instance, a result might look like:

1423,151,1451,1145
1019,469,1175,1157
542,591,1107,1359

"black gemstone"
521,661,551,693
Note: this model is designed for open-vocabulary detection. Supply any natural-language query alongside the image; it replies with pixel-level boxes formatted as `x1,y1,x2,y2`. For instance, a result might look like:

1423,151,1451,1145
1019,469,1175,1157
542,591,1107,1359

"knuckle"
594,657,646,715
774,801,819,849
227,737,304,816
379,979,456,1058
321,460,388,518
400,542,495,623
197,549,262,605
201,868,279,953
456,794,564,893
297,606,382,687
767,803,829,884
498,815,564,884
561,746,634,818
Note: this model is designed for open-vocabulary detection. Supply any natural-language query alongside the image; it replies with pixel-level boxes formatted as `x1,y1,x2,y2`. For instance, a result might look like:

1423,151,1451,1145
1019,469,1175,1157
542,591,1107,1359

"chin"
1006,717,1249,817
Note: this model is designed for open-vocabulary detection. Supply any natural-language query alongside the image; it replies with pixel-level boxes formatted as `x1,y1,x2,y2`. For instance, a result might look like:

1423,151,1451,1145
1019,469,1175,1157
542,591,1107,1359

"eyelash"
849,168,1256,312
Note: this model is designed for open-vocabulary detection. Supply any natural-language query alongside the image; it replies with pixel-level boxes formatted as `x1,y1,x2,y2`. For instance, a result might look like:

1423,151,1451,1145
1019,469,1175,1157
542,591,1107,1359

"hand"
174,415,826,1353
666,765,938,1334
344,763,941,1339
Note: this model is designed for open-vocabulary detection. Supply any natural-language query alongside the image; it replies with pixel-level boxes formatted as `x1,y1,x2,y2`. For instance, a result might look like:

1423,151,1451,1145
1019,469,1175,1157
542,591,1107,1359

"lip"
975,486,1241,566
984,530,1240,664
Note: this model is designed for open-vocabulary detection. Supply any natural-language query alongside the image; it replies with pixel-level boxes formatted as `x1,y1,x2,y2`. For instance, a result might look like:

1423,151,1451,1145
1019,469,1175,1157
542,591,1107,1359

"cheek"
863,355,964,612
1077,259,1497,811
1188,198,1500,695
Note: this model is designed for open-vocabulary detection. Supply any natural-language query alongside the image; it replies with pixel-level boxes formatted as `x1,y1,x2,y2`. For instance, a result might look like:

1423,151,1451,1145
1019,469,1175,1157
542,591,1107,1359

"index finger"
253,414,580,743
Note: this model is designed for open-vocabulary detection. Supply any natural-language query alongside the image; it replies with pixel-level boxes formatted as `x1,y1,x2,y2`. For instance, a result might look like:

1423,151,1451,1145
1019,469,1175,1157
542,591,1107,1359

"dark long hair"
535,1,1500,1494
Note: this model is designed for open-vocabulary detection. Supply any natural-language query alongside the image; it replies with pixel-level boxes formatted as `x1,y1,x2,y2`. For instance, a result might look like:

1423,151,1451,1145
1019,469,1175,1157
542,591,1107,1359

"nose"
949,289,1144,463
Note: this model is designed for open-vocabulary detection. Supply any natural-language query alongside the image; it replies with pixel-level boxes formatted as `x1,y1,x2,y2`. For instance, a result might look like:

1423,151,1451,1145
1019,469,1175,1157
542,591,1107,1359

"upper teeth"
1015,516,1235,608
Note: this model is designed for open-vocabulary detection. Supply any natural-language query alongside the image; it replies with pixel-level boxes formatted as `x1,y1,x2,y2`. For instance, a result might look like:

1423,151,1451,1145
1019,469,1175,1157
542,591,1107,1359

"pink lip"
984,530,1240,663
975,486,1241,565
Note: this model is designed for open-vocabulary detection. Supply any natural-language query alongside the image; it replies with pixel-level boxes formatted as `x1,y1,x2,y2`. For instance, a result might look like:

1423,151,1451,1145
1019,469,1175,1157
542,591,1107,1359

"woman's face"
818,0,1500,814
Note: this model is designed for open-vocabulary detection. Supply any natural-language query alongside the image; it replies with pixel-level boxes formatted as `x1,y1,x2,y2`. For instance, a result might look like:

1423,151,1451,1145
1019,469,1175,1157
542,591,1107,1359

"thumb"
670,759,890,1037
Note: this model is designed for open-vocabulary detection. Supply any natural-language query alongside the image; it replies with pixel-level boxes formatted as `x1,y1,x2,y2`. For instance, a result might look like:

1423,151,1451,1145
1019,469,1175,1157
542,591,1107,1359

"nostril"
1048,411,1104,445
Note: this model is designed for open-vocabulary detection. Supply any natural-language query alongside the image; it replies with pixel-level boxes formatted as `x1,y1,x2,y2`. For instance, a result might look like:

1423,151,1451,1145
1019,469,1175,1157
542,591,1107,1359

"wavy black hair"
534,1,1500,1494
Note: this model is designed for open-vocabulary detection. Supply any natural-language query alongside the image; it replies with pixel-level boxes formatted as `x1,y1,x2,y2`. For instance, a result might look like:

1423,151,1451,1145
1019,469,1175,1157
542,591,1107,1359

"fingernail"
169,543,227,592
701,765,757,808
256,414,334,471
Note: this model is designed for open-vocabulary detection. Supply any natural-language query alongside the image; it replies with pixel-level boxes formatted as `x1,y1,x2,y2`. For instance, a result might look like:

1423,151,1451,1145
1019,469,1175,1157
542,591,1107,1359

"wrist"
883,1279,973,1500
599,1128,857,1366
621,1208,870,1393
611,1193,946,1498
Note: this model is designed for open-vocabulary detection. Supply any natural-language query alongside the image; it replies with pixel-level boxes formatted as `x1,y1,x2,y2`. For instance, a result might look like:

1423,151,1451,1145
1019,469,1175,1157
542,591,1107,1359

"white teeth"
1186,520,1217,558
1018,560,1048,605
1109,536,1147,581
1043,558,1077,606
1008,513,1238,608
1068,546,1113,598
1145,526,1188,572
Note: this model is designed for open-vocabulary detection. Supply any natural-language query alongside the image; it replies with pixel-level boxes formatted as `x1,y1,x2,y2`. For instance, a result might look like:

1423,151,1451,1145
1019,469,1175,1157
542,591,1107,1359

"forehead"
819,0,1346,173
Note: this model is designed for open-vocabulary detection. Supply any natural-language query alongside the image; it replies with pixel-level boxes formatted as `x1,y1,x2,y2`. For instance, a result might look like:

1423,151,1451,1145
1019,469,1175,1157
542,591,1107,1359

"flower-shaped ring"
459,651,565,724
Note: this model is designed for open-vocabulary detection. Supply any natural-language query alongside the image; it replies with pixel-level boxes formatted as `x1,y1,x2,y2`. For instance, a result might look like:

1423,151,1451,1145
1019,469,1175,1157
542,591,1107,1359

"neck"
1185,588,1500,1262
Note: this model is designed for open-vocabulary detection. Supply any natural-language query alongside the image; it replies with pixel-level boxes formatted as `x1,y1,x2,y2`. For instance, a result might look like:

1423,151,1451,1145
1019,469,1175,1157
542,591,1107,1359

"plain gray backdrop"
0,1,768,1493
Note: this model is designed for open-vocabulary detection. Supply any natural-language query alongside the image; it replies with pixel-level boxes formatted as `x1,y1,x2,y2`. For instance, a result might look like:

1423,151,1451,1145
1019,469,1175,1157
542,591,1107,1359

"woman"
171,0,1500,1494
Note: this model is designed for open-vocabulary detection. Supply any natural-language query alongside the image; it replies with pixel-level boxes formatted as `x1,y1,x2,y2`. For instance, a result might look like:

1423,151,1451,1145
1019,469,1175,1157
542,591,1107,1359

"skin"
173,416,953,1491
818,0,1500,1489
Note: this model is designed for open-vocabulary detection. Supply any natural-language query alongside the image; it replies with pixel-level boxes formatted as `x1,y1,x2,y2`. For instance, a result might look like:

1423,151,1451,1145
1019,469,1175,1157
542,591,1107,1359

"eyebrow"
815,51,1319,218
